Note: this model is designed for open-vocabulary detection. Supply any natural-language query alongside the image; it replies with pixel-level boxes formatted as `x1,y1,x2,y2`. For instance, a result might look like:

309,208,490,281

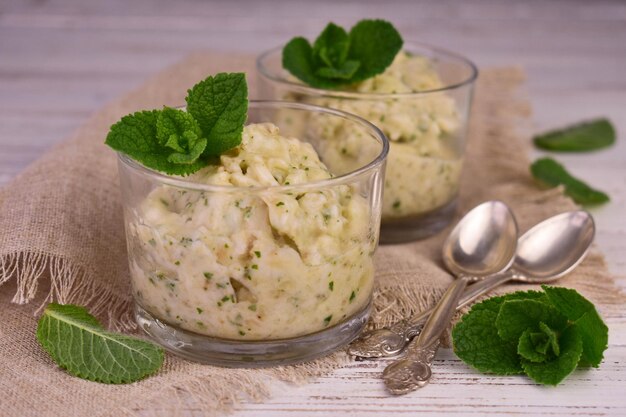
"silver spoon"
349,210,595,360
381,201,518,394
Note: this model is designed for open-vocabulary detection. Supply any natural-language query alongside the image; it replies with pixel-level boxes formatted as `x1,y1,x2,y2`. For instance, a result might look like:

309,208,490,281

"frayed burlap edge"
0,251,135,331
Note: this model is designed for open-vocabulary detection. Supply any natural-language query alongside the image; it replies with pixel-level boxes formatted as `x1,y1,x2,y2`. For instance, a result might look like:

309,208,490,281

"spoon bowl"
514,211,595,281
442,200,518,278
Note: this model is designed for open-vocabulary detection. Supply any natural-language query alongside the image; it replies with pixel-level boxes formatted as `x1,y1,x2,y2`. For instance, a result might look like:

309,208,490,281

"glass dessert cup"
118,101,388,367
257,42,478,243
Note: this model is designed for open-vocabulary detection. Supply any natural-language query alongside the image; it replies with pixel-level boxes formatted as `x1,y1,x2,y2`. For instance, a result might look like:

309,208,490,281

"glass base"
135,302,371,368
380,198,458,244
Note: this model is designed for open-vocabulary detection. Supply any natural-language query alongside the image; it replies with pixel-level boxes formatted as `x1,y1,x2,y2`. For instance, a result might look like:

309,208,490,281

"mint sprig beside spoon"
452,286,608,386
36,303,164,384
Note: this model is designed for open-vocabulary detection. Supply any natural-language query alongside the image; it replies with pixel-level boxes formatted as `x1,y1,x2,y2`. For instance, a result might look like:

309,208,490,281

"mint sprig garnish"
282,19,403,89
105,72,248,175
531,157,609,205
533,118,616,152
452,286,608,386
36,303,164,384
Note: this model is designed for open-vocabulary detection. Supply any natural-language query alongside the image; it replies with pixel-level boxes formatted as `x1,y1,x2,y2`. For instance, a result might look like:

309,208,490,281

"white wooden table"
1,0,625,415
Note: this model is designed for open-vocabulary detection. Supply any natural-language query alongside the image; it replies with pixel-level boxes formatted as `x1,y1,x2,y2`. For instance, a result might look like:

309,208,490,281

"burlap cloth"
0,52,622,417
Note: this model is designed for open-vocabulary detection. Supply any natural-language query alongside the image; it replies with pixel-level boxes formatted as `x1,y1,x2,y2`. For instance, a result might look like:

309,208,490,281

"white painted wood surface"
1,0,625,415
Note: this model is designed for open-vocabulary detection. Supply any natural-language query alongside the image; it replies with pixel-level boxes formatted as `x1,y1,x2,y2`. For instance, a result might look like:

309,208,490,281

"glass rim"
118,100,389,193
256,40,479,99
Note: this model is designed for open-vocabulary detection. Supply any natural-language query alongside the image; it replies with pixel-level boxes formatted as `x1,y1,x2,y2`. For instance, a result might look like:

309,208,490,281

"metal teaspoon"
381,201,518,394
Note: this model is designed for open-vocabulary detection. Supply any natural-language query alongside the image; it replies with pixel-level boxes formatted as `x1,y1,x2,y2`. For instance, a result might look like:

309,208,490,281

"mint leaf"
531,157,609,205
282,37,346,89
496,299,568,341
36,303,164,384
539,322,561,356
452,309,522,374
313,22,351,69
542,285,595,321
105,110,206,175
157,106,201,147
185,72,248,156
452,290,548,373
534,118,616,152
347,19,403,82
521,325,583,386
157,107,207,164
518,322,560,363
282,19,403,88
452,287,608,386
518,329,548,363
167,132,207,164
542,286,608,367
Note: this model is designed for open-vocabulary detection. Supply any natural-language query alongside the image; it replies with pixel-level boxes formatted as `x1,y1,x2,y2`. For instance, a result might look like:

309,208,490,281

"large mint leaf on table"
36,303,164,384
542,285,609,367
105,110,206,175
347,19,403,83
156,107,207,164
185,72,248,156
521,325,584,386
531,157,609,205
533,118,616,152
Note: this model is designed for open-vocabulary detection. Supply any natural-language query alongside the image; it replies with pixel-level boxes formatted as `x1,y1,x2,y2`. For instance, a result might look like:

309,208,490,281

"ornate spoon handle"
349,316,427,360
382,277,469,395
348,271,515,359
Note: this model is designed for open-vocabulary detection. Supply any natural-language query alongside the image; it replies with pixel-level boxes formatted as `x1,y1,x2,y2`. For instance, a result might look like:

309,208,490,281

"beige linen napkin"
0,52,621,417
